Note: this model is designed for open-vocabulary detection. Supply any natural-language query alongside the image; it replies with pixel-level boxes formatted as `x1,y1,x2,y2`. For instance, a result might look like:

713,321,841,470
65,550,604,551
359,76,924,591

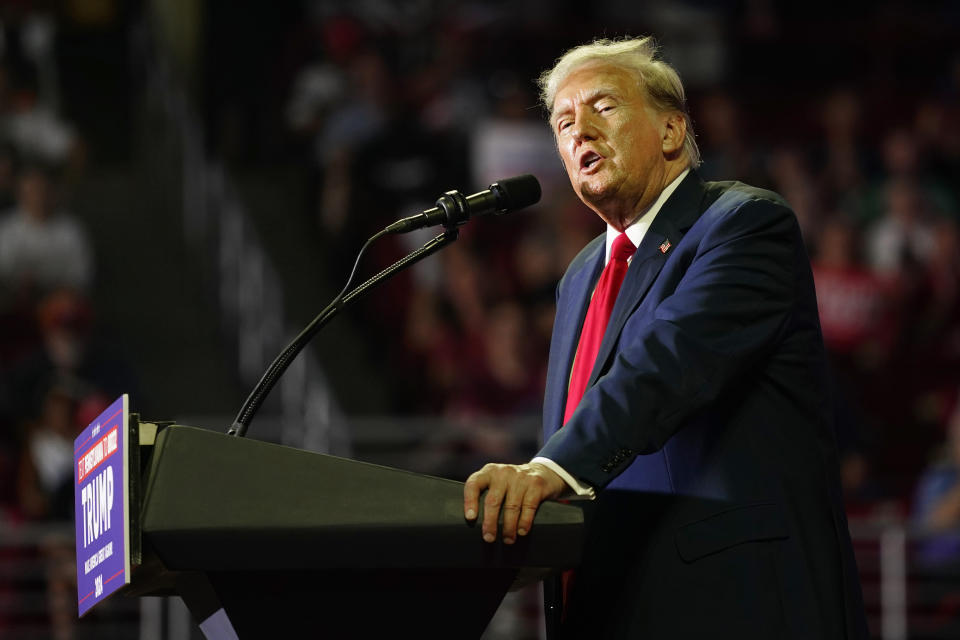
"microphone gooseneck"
228,175,541,438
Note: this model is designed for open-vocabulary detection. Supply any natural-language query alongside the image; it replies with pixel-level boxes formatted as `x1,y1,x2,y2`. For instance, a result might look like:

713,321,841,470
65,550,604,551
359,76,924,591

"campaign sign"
74,395,130,616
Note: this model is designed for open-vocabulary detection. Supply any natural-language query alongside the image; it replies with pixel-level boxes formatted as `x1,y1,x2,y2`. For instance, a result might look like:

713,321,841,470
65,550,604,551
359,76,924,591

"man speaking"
463,37,868,638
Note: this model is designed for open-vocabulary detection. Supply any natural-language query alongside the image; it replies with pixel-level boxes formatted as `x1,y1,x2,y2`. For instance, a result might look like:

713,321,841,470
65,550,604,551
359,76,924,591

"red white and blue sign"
74,395,130,617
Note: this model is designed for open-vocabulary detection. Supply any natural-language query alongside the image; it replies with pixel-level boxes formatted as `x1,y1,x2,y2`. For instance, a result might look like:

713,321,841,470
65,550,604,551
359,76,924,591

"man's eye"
599,105,615,113
558,121,572,131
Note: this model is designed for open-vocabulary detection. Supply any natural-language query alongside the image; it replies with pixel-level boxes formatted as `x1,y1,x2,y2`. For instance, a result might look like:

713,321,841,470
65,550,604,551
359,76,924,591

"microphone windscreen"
491,174,541,211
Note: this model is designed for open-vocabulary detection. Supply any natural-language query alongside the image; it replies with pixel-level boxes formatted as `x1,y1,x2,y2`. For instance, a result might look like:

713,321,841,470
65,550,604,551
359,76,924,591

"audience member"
766,145,825,246
911,399,960,636
445,300,543,419
16,384,75,520
909,219,960,413
0,164,92,299
1,290,123,436
696,90,763,183
3,88,79,169
812,216,896,369
913,400,960,543
816,89,872,203
865,177,939,276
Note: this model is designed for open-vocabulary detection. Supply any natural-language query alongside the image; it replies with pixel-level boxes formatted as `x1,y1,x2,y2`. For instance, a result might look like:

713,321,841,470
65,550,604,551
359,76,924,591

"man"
463,37,868,638
0,164,93,296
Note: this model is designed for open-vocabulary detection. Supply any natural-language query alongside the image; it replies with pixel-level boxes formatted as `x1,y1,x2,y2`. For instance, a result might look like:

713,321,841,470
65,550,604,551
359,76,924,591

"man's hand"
463,462,567,544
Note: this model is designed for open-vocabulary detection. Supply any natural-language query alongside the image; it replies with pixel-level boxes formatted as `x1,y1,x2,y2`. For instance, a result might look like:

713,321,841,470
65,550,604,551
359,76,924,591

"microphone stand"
227,226,460,438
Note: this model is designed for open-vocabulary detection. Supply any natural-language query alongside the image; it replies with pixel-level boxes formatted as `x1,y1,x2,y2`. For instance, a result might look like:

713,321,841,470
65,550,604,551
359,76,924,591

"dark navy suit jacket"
538,172,868,638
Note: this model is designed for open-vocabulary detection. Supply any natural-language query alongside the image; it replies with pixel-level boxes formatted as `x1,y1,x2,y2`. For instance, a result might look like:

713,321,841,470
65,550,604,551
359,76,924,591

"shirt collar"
605,168,689,264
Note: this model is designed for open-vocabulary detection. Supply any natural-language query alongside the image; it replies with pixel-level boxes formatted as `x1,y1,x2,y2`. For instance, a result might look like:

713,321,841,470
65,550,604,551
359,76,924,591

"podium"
123,423,584,638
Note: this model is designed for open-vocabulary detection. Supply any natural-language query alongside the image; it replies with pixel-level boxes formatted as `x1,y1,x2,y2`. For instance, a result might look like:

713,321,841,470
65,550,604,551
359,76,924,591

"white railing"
880,525,908,640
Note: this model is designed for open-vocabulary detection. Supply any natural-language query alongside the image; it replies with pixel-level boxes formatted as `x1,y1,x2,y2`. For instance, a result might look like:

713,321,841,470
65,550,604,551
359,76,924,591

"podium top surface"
140,425,584,572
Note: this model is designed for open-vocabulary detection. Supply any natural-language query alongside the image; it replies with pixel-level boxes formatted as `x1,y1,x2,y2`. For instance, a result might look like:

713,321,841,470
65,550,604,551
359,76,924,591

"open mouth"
580,151,602,171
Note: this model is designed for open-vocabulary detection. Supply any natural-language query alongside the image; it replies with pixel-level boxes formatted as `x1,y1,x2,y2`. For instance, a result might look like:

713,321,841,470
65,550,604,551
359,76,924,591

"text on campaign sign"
74,395,130,617
77,426,119,483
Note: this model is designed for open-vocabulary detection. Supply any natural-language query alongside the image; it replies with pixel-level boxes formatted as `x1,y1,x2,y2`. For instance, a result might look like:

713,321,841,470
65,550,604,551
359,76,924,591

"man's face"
551,63,671,228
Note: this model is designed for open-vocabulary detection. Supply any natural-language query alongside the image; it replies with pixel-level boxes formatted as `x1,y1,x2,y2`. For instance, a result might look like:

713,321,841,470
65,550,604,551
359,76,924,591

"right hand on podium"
463,462,566,545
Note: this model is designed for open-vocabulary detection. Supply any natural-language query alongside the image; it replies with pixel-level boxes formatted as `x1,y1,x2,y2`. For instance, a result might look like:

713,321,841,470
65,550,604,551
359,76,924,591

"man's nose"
570,113,599,142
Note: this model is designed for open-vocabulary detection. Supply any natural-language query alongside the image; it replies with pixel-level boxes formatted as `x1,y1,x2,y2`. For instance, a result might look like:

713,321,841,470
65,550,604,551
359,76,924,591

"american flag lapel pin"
659,240,672,254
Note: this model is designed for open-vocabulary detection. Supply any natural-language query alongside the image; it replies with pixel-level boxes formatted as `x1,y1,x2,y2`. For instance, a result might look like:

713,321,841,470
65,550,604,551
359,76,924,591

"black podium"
123,423,584,638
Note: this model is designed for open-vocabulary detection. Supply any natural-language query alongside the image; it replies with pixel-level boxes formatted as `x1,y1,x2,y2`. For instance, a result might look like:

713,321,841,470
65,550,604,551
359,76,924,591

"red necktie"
558,232,635,619
563,232,636,424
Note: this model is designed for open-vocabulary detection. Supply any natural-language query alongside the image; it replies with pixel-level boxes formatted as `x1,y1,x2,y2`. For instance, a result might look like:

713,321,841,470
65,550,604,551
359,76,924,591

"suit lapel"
587,172,709,387
544,236,604,438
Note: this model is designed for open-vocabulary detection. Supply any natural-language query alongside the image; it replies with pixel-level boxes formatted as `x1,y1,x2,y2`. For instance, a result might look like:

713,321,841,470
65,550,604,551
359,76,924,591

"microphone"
385,174,541,234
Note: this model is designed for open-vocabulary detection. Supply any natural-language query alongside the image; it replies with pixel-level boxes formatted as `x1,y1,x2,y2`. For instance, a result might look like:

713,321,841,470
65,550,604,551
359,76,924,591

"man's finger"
507,473,546,542
463,470,489,521
482,486,505,543
517,493,542,538
500,486,525,545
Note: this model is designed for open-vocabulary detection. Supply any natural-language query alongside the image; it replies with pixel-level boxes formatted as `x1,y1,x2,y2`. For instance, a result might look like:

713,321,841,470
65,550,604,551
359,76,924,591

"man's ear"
661,112,687,157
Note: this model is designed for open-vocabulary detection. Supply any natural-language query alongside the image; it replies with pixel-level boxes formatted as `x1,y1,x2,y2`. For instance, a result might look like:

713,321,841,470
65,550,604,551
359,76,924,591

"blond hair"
538,36,701,167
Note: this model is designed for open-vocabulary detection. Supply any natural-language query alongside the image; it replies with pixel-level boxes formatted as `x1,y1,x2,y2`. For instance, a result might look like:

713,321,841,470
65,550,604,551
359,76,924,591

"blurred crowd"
0,7,129,637
0,7,106,523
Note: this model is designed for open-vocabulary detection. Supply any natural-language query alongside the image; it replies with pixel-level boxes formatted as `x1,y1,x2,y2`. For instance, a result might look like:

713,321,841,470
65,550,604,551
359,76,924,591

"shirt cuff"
531,456,596,500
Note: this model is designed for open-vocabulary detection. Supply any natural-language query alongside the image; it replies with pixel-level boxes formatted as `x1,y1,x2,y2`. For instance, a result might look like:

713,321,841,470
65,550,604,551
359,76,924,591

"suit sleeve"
537,198,805,490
